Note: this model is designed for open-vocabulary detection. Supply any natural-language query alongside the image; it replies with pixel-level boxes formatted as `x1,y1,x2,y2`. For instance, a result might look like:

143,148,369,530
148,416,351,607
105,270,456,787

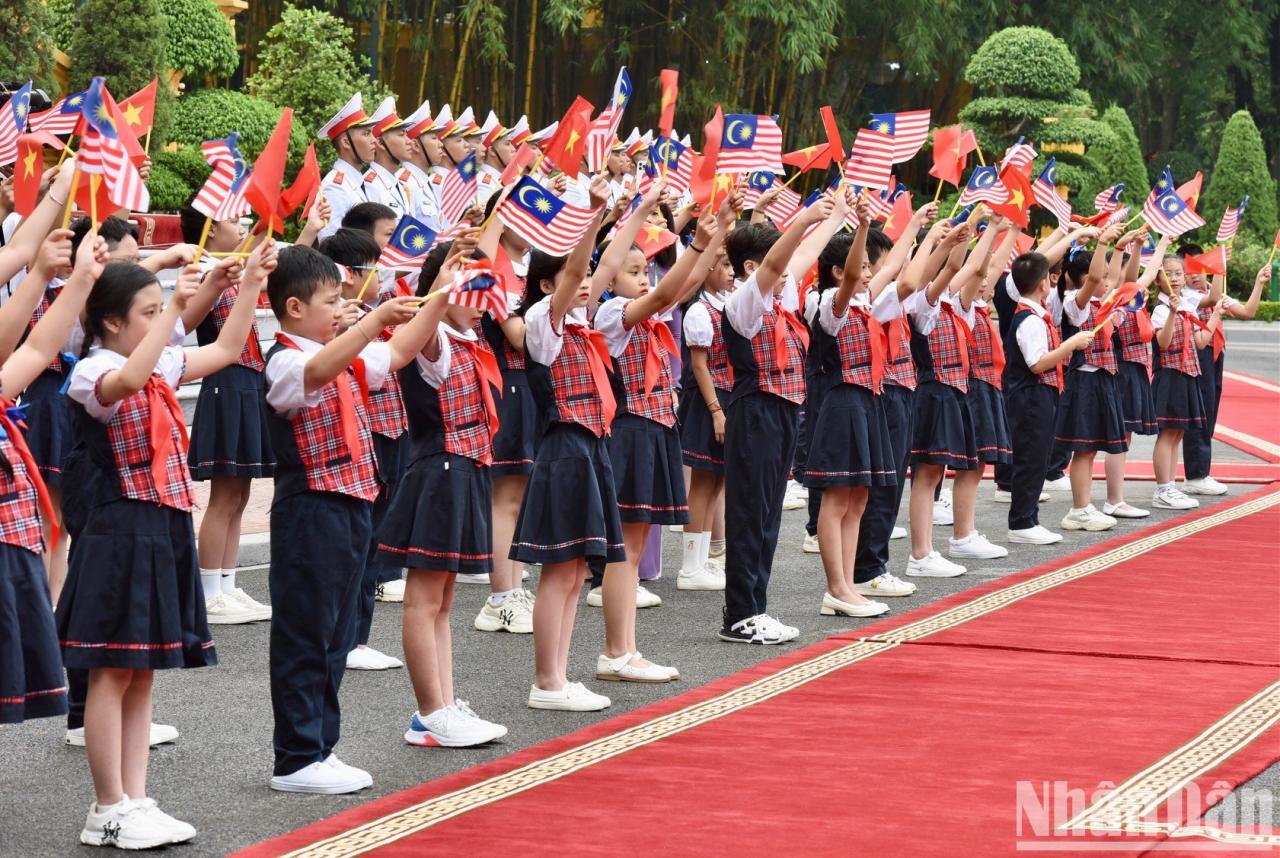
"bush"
146,161,194,212
153,145,210,189
0,0,58,92
963,27,1079,98
1223,240,1274,301
46,0,75,50
161,0,239,79
1202,111,1279,251
1253,301,1280,323
170,89,312,171
1093,106,1148,202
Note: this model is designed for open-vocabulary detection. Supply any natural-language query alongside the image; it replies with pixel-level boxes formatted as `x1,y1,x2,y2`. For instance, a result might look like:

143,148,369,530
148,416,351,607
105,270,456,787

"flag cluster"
450,260,510,321
377,215,438,270
78,78,149,212
497,176,598,255
193,134,251,221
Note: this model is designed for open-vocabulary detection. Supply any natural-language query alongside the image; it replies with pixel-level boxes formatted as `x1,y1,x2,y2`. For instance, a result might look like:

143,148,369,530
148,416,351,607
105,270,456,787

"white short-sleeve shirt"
264,333,390,418
68,344,187,423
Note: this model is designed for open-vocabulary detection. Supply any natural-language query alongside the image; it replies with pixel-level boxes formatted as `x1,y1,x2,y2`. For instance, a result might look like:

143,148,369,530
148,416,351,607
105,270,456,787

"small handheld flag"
587,67,632,172
1142,187,1205,238
1093,184,1125,213
658,69,679,138
439,152,479,224
958,166,1009,206
1215,196,1248,244
448,259,510,321
378,215,438,270
0,82,34,166
496,176,599,255
868,110,930,163
716,114,784,174
1032,158,1072,226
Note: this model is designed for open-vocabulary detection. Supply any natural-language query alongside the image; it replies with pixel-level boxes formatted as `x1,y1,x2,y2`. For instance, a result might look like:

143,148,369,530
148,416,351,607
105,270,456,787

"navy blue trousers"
269,491,371,777
1183,349,1222,480
854,384,915,583
1006,385,1059,531
723,393,799,628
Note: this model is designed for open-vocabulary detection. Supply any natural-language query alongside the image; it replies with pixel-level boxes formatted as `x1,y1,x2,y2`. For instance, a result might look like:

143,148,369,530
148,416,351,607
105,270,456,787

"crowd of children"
0,90,1272,851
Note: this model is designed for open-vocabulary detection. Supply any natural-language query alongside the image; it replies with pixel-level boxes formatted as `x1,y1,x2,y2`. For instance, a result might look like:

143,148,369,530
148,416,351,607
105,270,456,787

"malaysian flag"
79,78,149,212
1143,187,1205,238
999,137,1037,174
0,82,33,166
496,176,598,255
843,127,894,190
1148,166,1174,207
377,215,438,269
958,166,1010,206
1139,232,1158,262
1094,183,1125,213
867,110,930,163
193,134,251,221
1216,196,1248,243
741,171,776,209
872,182,909,222
650,135,691,194
30,90,86,137
439,152,478,224
716,114,784,174
586,67,631,173
1032,158,1072,226
769,185,802,227
450,259,510,321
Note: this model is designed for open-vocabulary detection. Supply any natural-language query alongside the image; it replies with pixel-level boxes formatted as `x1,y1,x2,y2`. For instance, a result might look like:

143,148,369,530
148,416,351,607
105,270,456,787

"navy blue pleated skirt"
0,542,68,723
608,413,689,524
491,371,541,478
1117,360,1157,436
1153,368,1206,432
188,364,275,480
967,379,1012,464
1053,369,1128,454
678,386,730,475
56,500,216,671
511,422,626,565
18,369,72,487
909,380,978,470
804,383,897,488
376,451,492,573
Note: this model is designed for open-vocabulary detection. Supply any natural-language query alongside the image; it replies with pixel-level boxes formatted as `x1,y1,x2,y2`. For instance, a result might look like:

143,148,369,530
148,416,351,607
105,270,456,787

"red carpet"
1216,370,1280,463
238,488,1280,858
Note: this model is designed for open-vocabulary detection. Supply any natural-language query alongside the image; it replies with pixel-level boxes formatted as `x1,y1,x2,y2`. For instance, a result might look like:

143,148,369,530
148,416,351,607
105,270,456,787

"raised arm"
1227,264,1271,320
952,216,1004,310
867,201,938,299
0,229,72,362
755,195,834,298
184,241,277,381
388,248,466,368
551,174,609,325
926,225,971,303
96,274,192,404
179,255,243,333
786,188,849,281
592,179,663,298
624,211,721,325
832,195,872,318
0,162,77,287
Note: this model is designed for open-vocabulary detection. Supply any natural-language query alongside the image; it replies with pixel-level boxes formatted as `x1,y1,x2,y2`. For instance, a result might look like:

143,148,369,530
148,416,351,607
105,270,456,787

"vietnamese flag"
117,78,158,139
1176,171,1203,211
658,69,679,138
498,142,537,186
99,84,147,169
244,108,293,235
543,96,594,176
689,106,724,208
929,125,976,187
635,223,678,259
1185,246,1228,277
880,187,915,242
782,143,831,172
989,164,1033,227
279,141,320,220
820,105,843,163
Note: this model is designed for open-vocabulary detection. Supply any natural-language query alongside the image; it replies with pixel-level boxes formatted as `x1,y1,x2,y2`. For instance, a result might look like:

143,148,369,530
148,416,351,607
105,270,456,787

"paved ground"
3,323,1276,856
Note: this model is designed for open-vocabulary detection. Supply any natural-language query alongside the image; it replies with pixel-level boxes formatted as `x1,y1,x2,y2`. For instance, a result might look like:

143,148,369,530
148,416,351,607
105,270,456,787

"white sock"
681,532,700,571
220,569,237,594
488,588,518,607
698,531,712,570
1156,482,1173,493
200,569,221,600
709,538,725,557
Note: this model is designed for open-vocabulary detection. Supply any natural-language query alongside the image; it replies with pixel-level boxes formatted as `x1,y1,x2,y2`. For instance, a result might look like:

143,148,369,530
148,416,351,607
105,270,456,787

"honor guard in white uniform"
363,97,412,218
399,101,446,231
317,93,377,239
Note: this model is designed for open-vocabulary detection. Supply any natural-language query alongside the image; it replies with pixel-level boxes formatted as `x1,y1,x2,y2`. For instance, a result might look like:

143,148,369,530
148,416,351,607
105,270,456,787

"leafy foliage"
0,0,59,93
170,88,312,171
964,26,1080,97
1203,111,1278,250
146,160,195,211
45,0,76,51
161,0,239,78
1075,106,1149,211
153,145,211,189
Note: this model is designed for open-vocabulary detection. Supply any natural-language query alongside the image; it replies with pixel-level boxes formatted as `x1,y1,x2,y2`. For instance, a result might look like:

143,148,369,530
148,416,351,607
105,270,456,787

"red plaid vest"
970,305,1005,389
1197,301,1226,360
0,413,48,553
1012,308,1063,391
832,307,884,393
364,323,408,439
883,314,916,390
615,316,678,428
700,297,734,391
267,339,381,502
1161,311,1201,377
1074,301,1118,375
437,338,498,463
914,303,972,392
199,284,265,372
739,305,807,404
99,370,195,511
1117,307,1154,371
546,324,614,438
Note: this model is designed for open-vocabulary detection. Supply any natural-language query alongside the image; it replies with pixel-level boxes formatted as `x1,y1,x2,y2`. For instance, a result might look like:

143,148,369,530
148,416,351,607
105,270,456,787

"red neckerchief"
144,375,190,498
275,333,368,455
976,304,1005,378
1040,311,1064,392
773,305,810,362
886,315,908,361
564,324,617,429
0,399,59,548
1134,308,1154,342
638,317,679,395
939,300,975,377
456,337,503,440
849,304,886,392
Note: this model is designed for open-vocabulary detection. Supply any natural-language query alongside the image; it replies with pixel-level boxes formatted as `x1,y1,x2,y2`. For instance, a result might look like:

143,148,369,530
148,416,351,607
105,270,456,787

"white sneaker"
1043,476,1072,492
67,722,179,748
636,584,662,608
1061,505,1117,532
668,523,684,532
801,533,820,554
676,566,724,591
932,495,954,526
270,760,369,794
855,572,916,597
474,591,534,633
595,651,678,683
993,488,1012,503
129,797,196,844
1007,525,1064,545
1103,501,1150,519
704,554,725,576
820,592,889,617
346,646,403,670
948,532,1009,560
203,591,258,625
905,551,965,578
375,578,406,602
1153,487,1199,510
80,795,175,849
323,754,372,788
405,705,507,747
225,587,272,621
528,682,611,711
456,572,491,585
756,613,800,642
718,614,786,645
890,526,907,540
1182,477,1228,496
782,480,807,510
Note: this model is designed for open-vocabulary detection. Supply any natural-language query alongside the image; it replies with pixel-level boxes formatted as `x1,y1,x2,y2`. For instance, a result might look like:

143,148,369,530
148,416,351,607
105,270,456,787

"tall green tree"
1077,106,1149,211
0,0,58,93
1202,110,1278,250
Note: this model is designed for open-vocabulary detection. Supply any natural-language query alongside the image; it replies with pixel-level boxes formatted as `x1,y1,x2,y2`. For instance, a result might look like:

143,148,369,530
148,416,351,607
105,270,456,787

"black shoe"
717,615,782,645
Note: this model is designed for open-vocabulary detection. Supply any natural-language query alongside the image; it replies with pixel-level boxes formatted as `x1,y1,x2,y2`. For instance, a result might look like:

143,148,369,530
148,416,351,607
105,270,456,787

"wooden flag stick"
1267,244,1277,266
56,136,75,167
975,144,986,167
192,216,213,265
354,267,379,303
207,251,252,257
89,175,100,227
144,128,153,156
1122,212,1144,229
933,179,945,204
61,169,81,229
782,169,807,189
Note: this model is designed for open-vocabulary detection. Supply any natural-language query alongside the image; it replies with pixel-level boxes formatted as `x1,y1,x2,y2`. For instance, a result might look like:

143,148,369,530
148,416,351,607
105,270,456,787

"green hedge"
161,0,238,78
170,89,312,171
1253,302,1280,322
146,161,194,212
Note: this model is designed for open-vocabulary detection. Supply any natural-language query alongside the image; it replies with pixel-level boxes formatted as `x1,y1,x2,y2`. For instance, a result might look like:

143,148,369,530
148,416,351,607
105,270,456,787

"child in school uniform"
1003,252,1094,545
262,246,419,794
374,248,508,747
317,228,408,671
1149,254,1222,511
58,243,272,849
180,206,276,626
0,221,105,729
510,174,620,710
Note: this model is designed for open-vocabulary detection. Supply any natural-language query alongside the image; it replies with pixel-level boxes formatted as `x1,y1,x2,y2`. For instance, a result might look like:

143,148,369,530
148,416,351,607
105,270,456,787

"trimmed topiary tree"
45,0,76,52
1202,110,1278,251
146,161,195,212
1081,106,1149,209
170,89,312,171
161,0,239,81
0,0,58,93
